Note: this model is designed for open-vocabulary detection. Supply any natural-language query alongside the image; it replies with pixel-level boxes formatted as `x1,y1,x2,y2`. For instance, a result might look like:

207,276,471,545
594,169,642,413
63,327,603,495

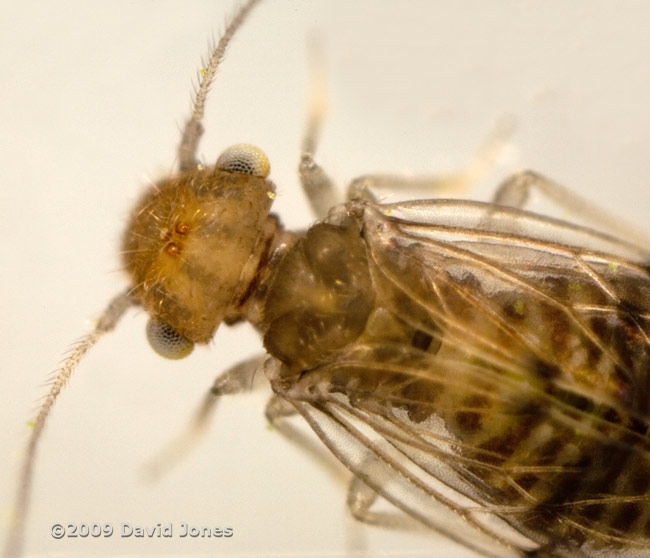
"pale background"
2,1,650,557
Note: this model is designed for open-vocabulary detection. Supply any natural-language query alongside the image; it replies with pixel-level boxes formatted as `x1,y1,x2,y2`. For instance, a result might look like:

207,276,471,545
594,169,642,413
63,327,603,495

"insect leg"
492,169,648,243
264,394,350,485
298,39,340,219
346,116,514,203
142,354,266,481
299,151,338,219
346,461,426,531
265,395,426,531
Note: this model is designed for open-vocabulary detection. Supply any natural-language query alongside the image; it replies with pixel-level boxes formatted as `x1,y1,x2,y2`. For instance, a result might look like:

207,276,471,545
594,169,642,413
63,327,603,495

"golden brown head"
122,144,274,358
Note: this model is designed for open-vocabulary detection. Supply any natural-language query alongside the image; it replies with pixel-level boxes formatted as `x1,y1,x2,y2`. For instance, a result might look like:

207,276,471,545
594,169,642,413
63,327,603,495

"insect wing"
287,394,538,558
274,199,650,557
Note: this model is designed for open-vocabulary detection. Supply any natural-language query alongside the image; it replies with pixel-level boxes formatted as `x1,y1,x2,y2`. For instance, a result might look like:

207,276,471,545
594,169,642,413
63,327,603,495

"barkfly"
4,1,650,558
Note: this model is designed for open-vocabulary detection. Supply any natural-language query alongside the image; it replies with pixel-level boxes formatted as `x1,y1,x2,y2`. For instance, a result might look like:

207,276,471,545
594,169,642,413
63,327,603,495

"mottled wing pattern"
278,199,650,558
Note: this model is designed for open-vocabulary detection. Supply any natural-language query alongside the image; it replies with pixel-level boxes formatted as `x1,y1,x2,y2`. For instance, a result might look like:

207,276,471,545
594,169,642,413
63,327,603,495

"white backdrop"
2,1,650,557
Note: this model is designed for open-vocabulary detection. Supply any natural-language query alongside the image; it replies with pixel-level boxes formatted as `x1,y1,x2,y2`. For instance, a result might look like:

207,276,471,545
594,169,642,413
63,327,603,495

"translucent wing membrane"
292,397,536,558
269,199,650,558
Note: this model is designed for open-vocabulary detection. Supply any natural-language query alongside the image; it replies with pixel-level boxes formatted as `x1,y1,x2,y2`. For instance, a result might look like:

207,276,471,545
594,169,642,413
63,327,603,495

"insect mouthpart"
122,144,277,357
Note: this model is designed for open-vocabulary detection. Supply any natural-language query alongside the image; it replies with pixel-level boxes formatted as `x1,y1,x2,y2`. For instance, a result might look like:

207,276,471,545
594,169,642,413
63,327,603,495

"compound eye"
216,144,270,178
146,319,194,360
